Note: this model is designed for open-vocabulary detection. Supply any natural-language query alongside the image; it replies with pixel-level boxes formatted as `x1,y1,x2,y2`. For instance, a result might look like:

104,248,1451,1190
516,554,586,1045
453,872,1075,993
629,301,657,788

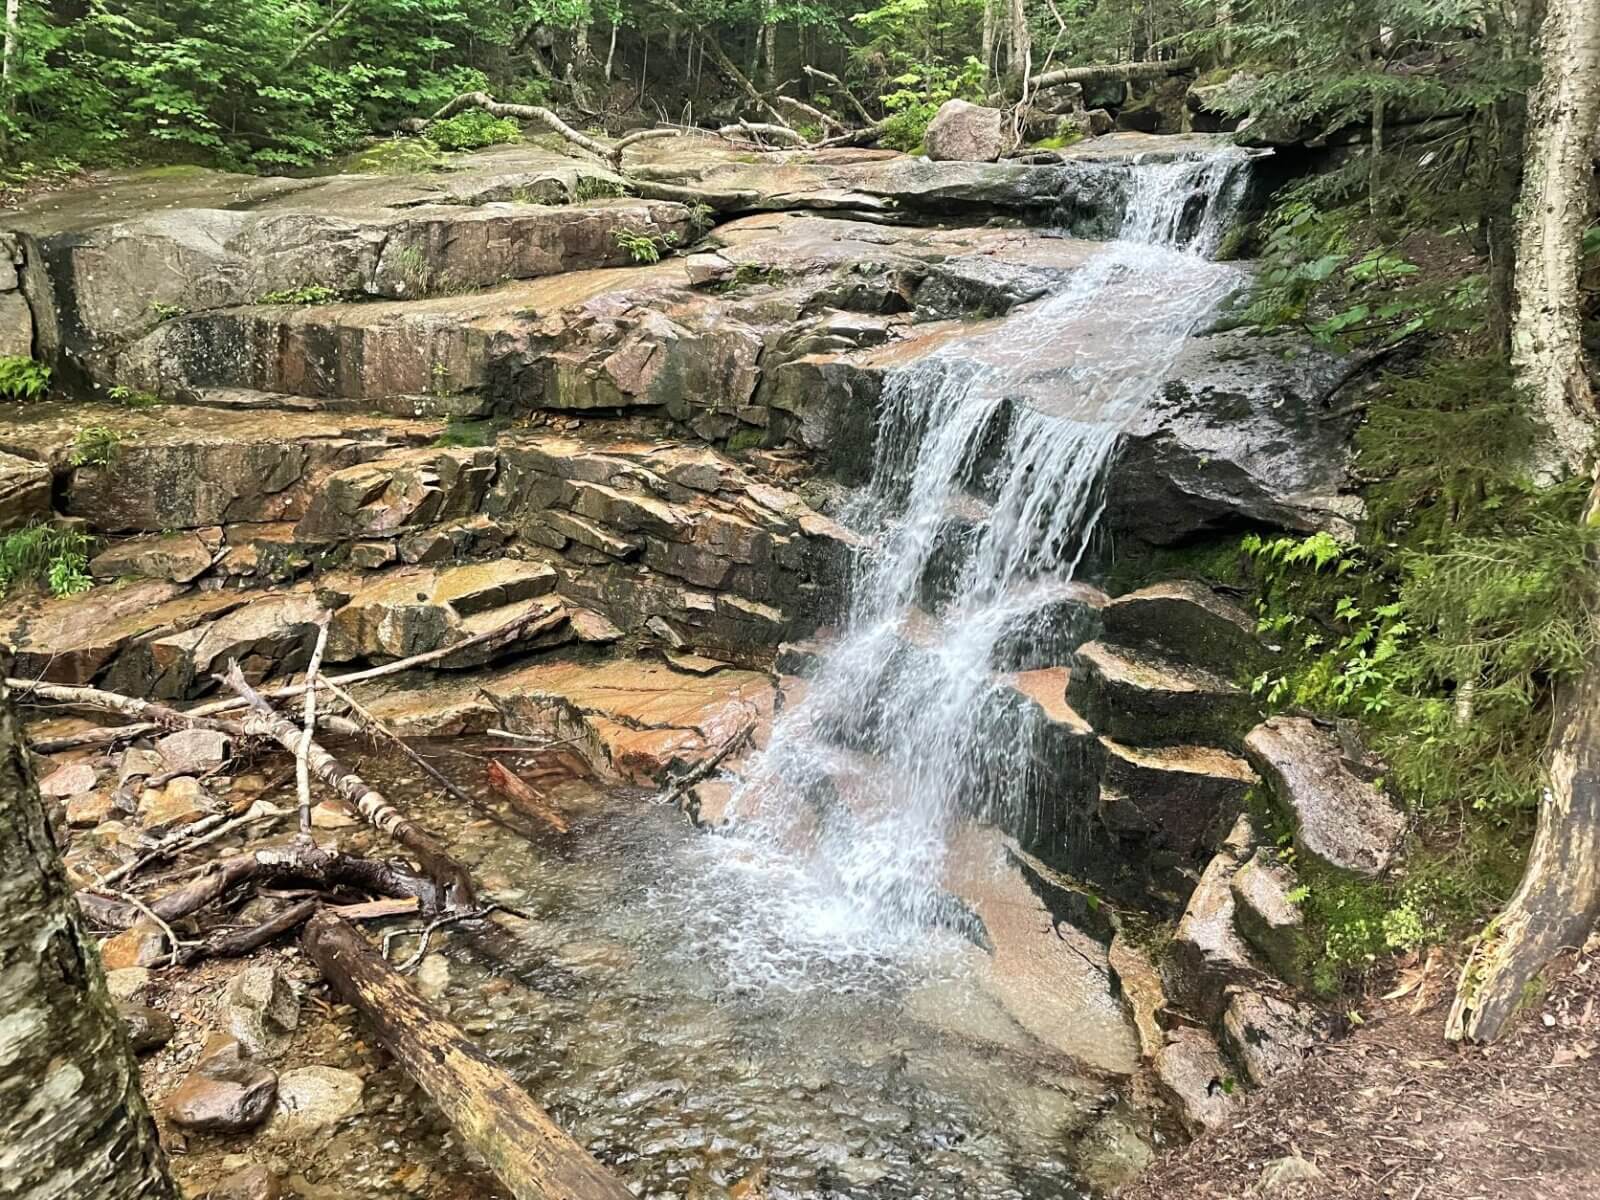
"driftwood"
485,760,571,835
1023,57,1192,93
716,120,809,146
176,897,321,966
303,911,636,1200
82,843,445,930
658,720,756,810
7,678,247,739
223,663,476,908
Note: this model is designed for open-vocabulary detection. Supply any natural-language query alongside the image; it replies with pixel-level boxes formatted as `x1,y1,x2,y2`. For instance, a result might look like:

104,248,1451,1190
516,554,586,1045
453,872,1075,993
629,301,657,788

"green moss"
726,426,768,452
352,138,444,175
1029,131,1085,151
431,417,497,448
1101,533,1248,596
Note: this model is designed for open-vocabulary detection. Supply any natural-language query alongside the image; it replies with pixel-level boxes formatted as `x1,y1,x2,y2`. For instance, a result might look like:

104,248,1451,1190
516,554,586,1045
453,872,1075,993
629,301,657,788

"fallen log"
485,760,571,835
303,911,636,1200
1022,57,1193,94
801,64,875,126
223,664,476,908
6,679,247,739
717,120,809,146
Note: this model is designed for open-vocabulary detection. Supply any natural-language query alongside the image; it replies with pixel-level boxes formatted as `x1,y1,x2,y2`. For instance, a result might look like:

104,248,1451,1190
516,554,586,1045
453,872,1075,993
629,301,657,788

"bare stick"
22,606,565,751
281,0,360,67
297,620,332,837
658,720,756,810
176,897,321,966
774,93,845,135
223,663,476,908
303,912,636,1200
716,121,809,146
485,760,571,835
801,64,874,125
318,676,548,842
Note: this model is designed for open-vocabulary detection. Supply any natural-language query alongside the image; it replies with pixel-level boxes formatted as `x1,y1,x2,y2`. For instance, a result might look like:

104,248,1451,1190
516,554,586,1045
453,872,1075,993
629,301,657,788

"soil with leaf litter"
1123,934,1600,1199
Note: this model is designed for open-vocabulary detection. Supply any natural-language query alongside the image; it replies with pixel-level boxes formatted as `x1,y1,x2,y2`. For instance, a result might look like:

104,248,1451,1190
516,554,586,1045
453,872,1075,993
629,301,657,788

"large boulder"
924,100,1007,163
1243,716,1406,878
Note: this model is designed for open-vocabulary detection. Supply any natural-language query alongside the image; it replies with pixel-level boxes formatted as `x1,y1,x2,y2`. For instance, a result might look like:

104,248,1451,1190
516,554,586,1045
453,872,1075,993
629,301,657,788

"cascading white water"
703,150,1254,983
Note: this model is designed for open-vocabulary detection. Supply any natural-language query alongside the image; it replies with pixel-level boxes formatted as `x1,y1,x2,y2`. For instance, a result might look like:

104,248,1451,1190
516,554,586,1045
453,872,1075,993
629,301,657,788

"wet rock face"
0,450,50,530
1103,331,1363,545
925,100,1008,163
1243,715,1406,878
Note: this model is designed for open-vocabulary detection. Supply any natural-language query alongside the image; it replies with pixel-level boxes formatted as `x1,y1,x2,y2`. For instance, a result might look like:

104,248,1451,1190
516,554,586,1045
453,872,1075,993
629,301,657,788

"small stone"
569,608,623,643
117,1002,176,1055
415,954,450,1001
39,761,98,798
101,921,169,970
118,748,164,783
165,1034,278,1134
105,966,153,1001
1220,988,1320,1087
210,1165,283,1200
155,728,231,774
265,1066,364,1140
350,540,397,569
1153,1027,1236,1135
1259,1153,1325,1192
683,253,734,288
310,799,358,829
138,776,210,829
66,789,117,827
224,966,300,1059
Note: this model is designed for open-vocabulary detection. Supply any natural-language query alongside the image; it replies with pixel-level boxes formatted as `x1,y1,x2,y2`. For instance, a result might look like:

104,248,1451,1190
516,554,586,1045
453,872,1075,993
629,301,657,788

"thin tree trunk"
1007,0,1032,93
981,0,997,85
604,20,617,81
1484,0,1537,351
1511,0,1600,476
0,678,177,1200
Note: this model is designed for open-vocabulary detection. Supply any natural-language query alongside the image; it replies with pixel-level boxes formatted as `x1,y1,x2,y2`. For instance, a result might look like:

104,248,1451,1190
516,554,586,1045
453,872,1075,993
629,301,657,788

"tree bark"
0,677,177,1200
1449,0,1600,1042
303,911,635,1200
1511,0,1600,476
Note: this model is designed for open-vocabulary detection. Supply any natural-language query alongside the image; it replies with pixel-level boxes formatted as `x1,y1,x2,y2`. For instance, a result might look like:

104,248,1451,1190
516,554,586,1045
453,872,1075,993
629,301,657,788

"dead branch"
801,64,874,125
100,799,283,890
303,911,636,1200
485,760,571,835
318,675,551,843
176,897,321,966
24,605,566,752
1022,57,1192,94
281,0,360,68
717,120,810,146
658,720,755,810
817,120,892,149
297,619,332,836
223,663,476,908
774,94,845,135
82,843,445,930
430,91,620,164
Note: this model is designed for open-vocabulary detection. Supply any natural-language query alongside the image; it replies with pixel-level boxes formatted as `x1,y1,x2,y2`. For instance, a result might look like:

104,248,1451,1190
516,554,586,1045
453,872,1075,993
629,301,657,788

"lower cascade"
715,149,1254,963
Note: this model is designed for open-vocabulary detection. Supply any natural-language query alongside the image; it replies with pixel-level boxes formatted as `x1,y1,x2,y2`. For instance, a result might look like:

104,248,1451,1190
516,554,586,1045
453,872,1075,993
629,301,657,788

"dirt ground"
1122,932,1600,1200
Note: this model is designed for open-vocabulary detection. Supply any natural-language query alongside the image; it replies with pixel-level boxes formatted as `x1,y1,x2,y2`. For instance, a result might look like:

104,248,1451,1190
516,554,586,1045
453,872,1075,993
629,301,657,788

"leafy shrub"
615,228,666,264
574,175,627,202
0,522,94,597
68,425,121,467
351,138,444,175
0,356,51,400
258,284,339,305
429,109,520,151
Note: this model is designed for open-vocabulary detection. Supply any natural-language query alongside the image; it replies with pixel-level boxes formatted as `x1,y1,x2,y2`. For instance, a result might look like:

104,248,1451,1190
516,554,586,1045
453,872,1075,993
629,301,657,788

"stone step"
1158,814,1268,1025
1099,579,1266,678
1242,715,1405,879
1065,640,1260,749
1095,738,1257,860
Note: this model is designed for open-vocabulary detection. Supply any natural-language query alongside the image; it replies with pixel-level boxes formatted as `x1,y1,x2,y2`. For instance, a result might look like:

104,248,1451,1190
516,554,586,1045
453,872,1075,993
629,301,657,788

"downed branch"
82,842,444,930
1022,57,1192,94
658,720,756,811
303,910,637,1200
430,91,622,164
773,94,844,135
801,64,874,126
485,759,571,835
176,897,321,966
223,663,476,908
716,121,810,146
26,605,565,753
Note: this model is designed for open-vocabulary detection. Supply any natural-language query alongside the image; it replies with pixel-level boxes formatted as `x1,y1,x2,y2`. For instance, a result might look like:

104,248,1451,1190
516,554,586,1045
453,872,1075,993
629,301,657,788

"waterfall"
705,149,1254,981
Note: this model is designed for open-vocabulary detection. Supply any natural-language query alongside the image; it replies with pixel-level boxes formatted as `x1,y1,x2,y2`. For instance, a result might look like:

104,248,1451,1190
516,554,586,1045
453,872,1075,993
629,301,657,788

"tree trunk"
1006,0,1032,93
1448,0,1600,1043
0,677,178,1200
981,0,996,85
1511,0,1600,476
1483,0,1537,351
303,912,635,1200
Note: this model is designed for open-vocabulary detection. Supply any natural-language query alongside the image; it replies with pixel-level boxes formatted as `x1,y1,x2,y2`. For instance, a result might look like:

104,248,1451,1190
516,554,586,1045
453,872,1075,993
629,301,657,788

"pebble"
117,1002,176,1055
415,954,450,1001
138,776,210,829
65,789,116,827
155,728,231,775
100,921,169,970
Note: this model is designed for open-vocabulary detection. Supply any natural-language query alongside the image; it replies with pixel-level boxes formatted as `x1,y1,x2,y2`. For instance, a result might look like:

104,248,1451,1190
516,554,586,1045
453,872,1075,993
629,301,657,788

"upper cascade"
712,148,1255,970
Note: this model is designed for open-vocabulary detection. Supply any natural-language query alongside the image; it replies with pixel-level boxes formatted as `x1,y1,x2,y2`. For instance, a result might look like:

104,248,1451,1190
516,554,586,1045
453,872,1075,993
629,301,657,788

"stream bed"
339,741,1149,1200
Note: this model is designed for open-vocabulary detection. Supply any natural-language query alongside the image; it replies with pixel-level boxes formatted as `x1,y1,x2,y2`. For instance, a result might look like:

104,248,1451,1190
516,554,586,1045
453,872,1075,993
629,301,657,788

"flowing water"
330,151,1256,1200
719,149,1253,950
